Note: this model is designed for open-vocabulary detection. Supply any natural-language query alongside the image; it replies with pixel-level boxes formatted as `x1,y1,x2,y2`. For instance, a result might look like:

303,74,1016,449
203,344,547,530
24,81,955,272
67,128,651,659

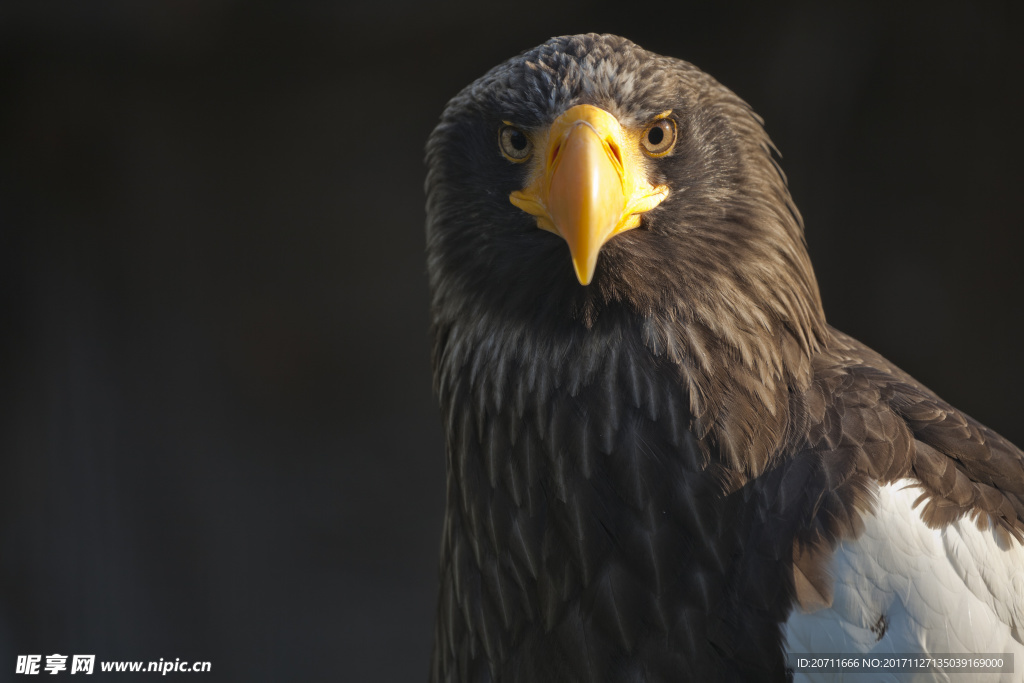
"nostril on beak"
549,142,561,167
607,139,622,167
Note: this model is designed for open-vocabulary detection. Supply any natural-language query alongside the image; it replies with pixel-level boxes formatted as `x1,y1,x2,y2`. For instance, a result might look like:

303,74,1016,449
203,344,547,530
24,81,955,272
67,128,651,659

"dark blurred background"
1,1,1021,680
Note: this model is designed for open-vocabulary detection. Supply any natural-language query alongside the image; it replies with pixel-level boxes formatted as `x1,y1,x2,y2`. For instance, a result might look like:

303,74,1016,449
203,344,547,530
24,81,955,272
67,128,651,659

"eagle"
424,34,1024,682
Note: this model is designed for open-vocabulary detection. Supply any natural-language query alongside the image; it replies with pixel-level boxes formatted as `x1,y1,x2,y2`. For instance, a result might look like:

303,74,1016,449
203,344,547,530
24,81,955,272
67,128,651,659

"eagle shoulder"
782,328,1024,677
803,328,1024,546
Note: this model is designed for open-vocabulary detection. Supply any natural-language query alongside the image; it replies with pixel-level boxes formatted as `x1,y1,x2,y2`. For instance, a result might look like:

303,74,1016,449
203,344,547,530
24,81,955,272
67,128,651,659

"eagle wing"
783,328,1024,678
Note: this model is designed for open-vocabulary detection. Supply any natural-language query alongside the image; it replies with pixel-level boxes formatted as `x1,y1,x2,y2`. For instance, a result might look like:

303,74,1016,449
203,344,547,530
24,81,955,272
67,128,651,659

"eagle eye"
641,118,677,157
499,125,532,162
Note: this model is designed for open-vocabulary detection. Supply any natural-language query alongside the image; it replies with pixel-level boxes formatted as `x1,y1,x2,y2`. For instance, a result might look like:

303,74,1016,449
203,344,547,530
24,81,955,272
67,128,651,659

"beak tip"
571,257,597,286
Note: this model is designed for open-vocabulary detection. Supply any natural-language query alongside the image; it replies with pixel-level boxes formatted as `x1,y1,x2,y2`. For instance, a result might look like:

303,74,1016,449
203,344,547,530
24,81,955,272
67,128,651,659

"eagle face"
426,34,822,347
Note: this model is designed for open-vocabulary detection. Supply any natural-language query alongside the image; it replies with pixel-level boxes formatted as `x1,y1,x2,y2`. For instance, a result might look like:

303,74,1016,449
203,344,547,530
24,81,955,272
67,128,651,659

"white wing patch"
785,479,1024,682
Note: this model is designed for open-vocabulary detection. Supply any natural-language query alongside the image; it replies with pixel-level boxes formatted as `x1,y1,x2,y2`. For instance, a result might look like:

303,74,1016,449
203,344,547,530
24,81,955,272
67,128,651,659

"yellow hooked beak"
509,105,670,285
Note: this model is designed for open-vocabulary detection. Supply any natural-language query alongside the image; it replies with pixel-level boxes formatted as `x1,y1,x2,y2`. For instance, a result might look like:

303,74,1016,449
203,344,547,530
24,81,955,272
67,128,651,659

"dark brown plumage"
425,34,1024,682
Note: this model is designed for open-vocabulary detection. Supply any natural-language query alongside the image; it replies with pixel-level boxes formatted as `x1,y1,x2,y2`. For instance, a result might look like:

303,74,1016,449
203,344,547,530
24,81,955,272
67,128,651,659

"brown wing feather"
791,327,1024,609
